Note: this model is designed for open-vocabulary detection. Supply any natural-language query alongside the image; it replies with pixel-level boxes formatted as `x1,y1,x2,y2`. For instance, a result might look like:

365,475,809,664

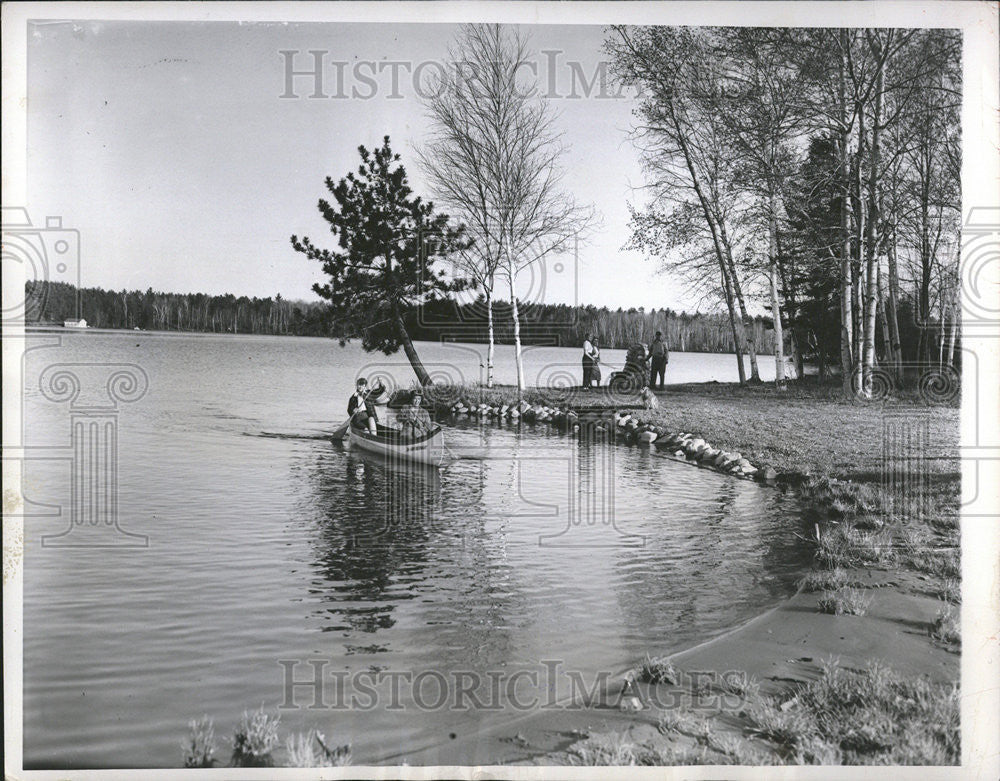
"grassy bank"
424,378,959,479
426,378,961,766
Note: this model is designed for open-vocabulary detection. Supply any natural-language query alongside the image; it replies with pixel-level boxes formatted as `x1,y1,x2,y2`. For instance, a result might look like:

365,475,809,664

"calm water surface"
23,331,804,768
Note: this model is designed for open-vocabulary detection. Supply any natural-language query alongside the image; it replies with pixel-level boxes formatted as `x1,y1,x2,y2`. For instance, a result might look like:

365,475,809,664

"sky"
27,20,695,311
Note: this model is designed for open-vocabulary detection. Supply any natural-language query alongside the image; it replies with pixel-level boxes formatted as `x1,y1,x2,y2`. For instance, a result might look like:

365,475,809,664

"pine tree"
291,137,468,385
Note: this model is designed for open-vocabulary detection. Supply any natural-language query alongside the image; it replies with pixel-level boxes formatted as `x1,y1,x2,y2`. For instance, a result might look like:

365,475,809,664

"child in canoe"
347,377,385,434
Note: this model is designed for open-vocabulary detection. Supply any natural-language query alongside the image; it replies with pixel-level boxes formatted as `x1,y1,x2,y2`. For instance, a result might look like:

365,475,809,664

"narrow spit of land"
409,379,962,767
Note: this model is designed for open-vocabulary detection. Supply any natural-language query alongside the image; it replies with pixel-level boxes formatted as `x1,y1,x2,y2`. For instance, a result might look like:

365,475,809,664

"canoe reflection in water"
304,448,443,634
297,439,527,673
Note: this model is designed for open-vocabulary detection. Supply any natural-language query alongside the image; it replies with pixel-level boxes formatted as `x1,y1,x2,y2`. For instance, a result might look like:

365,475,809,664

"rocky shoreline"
434,396,779,483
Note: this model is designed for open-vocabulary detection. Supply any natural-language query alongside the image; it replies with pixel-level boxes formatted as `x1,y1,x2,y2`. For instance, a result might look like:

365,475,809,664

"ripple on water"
22,334,809,768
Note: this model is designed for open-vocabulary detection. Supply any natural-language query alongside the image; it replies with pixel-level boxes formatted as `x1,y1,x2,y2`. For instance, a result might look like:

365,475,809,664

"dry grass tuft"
181,715,216,768
817,587,873,616
231,706,281,767
636,654,680,685
930,602,961,649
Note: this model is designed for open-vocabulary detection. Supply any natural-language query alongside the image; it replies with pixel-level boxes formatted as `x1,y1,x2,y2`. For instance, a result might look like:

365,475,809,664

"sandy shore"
390,562,956,766
394,381,961,767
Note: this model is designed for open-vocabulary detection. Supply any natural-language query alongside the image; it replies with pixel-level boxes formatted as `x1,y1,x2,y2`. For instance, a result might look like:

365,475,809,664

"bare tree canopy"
419,24,596,391
608,25,961,397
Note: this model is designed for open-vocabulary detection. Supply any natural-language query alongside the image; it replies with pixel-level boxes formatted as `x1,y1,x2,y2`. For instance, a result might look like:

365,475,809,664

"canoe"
346,420,448,467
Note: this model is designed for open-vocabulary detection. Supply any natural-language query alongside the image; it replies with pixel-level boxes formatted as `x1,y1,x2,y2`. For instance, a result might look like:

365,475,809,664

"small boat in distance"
345,419,448,468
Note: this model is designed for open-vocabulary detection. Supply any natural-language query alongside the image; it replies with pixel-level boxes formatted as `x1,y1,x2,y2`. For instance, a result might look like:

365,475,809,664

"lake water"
21,331,804,768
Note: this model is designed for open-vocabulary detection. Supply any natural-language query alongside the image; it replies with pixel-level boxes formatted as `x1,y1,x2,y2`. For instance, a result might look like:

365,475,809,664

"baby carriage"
608,343,649,394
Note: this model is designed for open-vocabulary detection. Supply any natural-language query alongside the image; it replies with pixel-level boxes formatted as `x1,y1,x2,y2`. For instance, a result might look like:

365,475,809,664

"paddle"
329,419,351,441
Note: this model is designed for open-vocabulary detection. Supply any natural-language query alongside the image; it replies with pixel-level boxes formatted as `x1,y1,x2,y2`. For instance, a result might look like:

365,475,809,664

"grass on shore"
181,716,216,769
636,654,681,686
182,708,351,769
907,547,961,579
231,707,281,767
935,579,962,605
570,659,959,766
816,587,873,616
930,602,961,649
798,567,870,592
285,730,353,768
745,659,959,765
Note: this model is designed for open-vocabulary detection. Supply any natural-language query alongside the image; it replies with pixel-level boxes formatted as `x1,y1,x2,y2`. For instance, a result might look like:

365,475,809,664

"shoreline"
172,378,960,768
413,381,960,766
394,565,955,767
21,325,779,358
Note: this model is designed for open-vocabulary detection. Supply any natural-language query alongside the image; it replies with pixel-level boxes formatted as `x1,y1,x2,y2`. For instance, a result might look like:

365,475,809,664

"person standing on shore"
582,333,599,389
649,331,669,390
591,338,602,387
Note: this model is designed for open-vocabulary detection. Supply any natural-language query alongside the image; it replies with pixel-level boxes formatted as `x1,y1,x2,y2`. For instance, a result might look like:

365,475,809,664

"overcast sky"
28,20,702,311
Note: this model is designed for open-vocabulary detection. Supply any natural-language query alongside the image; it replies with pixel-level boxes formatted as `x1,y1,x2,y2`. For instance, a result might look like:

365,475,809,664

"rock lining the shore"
439,398,777,483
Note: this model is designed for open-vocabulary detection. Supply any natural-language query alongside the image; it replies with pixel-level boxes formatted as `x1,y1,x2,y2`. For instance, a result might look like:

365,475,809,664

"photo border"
3,2,997,779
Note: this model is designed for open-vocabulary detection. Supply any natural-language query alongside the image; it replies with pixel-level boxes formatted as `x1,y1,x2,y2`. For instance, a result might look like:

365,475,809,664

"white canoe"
346,421,448,467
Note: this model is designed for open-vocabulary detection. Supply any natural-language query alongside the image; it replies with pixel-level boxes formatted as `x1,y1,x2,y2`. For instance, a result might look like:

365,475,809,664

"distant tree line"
408,295,776,352
25,280,775,353
26,281,335,337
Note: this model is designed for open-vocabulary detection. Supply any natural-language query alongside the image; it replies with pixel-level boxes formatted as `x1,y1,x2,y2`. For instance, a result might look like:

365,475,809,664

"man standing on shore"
649,331,669,390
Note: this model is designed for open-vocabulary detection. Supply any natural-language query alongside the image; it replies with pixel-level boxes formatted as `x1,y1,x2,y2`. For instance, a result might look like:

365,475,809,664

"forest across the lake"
25,280,778,353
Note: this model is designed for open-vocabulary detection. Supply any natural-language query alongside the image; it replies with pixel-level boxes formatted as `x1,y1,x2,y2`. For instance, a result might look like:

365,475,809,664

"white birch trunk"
768,192,786,389
485,286,495,388
509,275,524,393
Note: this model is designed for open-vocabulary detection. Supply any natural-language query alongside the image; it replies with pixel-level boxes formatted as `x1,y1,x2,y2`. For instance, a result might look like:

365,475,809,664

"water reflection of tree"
298,450,442,634
295,434,530,673
404,423,531,672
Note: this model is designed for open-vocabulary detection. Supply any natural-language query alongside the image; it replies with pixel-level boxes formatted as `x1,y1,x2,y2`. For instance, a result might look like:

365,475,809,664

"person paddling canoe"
347,377,385,435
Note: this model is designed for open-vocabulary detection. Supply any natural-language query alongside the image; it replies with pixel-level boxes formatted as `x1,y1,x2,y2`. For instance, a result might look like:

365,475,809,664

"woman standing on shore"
592,338,602,386
582,333,599,389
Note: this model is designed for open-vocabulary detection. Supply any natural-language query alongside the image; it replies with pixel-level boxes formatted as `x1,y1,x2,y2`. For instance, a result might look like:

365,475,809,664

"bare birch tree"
419,24,593,392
